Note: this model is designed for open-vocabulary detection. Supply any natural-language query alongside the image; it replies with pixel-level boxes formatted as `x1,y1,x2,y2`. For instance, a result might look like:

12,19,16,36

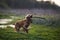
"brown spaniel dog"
14,14,32,33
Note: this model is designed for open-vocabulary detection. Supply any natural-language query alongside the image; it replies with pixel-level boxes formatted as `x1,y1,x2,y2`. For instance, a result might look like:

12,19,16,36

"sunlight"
36,0,60,6
53,0,60,6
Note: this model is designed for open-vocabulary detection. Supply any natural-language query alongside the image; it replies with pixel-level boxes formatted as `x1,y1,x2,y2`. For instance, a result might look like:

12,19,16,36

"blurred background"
0,0,60,40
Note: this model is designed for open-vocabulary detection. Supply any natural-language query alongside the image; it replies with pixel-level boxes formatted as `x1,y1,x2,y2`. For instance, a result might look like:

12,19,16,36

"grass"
0,14,60,40
0,24,60,40
0,15,11,19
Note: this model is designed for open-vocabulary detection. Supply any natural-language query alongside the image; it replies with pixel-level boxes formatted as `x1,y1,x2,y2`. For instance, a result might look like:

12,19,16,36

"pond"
0,25,15,28
0,19,12,24
0,19,14,28
0,17,51,28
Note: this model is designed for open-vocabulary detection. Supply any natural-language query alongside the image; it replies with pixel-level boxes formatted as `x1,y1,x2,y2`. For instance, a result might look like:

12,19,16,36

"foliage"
0,0,60,10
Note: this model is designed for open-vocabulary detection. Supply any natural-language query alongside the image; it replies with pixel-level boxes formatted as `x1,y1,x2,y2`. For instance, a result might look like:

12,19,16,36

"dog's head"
25,14,33,19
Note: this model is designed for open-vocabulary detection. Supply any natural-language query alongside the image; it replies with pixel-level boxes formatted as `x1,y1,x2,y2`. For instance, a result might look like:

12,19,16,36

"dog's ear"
25,14,32,19
30,14,32,18
28,14,32,18
25,14,30,18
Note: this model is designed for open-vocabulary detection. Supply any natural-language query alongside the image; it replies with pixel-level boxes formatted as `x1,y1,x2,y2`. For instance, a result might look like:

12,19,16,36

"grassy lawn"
0,14,60,40
0,24,60,40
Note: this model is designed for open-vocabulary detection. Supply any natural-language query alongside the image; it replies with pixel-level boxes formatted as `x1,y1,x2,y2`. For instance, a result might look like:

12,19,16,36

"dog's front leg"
23,24,28,33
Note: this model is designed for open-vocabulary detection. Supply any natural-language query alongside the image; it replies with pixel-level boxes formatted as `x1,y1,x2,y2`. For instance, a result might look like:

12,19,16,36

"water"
0,25,15,28
0,19,14,28
0,19,12,24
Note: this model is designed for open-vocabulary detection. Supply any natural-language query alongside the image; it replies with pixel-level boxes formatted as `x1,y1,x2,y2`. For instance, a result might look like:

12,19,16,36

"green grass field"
0,14,60,40
0,24,60,40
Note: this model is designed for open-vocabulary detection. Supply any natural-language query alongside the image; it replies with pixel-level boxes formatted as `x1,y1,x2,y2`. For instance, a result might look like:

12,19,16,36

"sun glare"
36,0,60,6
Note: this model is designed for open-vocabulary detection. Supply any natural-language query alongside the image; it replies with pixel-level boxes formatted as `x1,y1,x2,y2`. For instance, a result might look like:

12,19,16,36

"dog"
14,14,32,33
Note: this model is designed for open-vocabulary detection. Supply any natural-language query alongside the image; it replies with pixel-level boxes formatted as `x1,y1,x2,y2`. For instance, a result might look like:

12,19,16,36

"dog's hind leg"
15,23,21,32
